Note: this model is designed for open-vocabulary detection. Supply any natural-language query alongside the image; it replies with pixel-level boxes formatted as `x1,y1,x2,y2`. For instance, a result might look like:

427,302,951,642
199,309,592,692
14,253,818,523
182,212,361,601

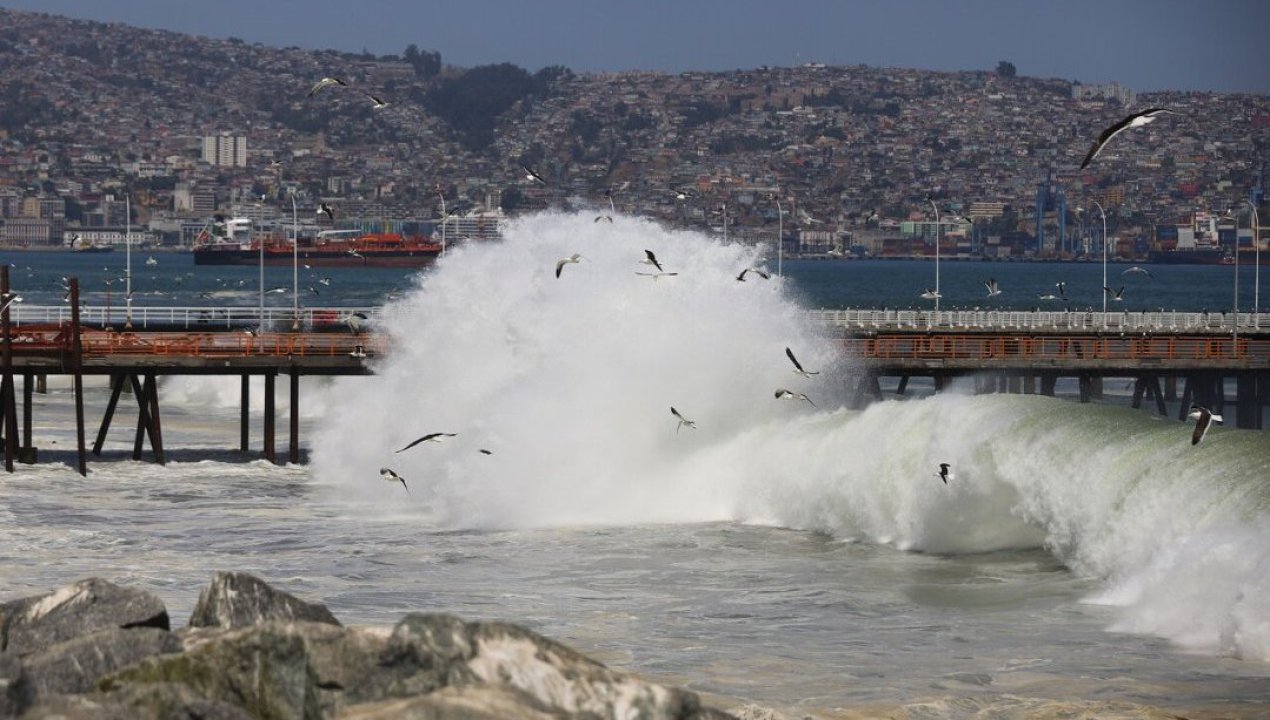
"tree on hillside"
404,44,442,78
996,60,1017,78
422,63,550,151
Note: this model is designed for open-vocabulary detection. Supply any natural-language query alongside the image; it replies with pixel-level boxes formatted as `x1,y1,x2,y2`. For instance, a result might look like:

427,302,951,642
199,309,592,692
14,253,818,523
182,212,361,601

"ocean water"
1,213,1268,718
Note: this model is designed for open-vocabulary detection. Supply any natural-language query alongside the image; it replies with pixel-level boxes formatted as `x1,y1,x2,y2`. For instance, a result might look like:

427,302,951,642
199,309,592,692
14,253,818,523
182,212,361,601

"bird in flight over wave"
308,76,347,97
670,407,697,433
635,271,678,280
1187,405,1222,445
641,249,665,272
595,192,616,223
396,432,458,453
1104,286,1125,301
556,253,584,278
380,467,408,493
984,278,1002,298
936,463,953,484
785,347,819,378
775,388,816,406
521,164,547,185
1080,108,1178,170
1122,266,1154,278
736,268,770,282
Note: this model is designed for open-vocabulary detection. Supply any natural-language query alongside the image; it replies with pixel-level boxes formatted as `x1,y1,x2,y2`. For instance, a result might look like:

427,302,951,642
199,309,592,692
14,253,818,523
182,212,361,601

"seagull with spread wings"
1080,108,1178,170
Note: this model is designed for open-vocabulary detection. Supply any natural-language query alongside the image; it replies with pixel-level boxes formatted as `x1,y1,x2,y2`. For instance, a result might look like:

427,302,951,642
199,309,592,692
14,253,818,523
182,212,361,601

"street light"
290,192,299,330
125,195,133,330
438,193,447,256
0,293,22,314
1237,199,1261,328
774,192,784,277
928,199,941,315
1092,200,1107,327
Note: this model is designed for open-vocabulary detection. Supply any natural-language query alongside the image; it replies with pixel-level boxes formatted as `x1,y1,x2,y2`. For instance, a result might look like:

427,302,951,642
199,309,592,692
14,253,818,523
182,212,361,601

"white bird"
670,407,697,433
635,271,679,280
984,278,1002,297
521,164,547,185
1122,266,1154,278
396,432,458,453
595,193,616,223
1080,108,1178,169
1104,286,1125,301
365,93,389,109
555,253,584,278
920,288,941,300
936,463,953,484
308,76,347,97
670,188,695,200
318,203,336,222
345,311,368,333
380,467,409,493
145,256,158,266
785,346,819,378
736,268,770,282
1037,293,1062,301
775,388,816,406
1187,405,1223,445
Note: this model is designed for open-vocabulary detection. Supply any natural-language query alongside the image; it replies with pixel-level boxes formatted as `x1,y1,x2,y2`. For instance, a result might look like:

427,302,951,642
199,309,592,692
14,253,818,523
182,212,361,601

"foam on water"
309,210,1270,661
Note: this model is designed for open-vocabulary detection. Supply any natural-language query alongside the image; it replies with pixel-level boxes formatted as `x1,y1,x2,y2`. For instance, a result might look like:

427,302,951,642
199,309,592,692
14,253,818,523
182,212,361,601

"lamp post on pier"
928,199,941,315
290,192,299,330
1093,200,1107,328
125,195,133,330
774,192,784,278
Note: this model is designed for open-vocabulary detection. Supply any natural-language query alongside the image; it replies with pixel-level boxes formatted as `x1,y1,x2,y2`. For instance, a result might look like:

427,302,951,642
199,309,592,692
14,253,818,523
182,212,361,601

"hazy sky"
5,0,1268,93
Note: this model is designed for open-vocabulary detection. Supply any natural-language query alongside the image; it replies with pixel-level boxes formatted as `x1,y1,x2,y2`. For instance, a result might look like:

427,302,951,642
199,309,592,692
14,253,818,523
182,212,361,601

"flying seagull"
984,278,1002,298
785,347,819,378
555,253,584,278
1187,405,1222,445
318,203,335,222
521,164,548,185
670,188,695,200
936,463,953,484
1056,281,1067,298
670,407,697,433
395,432,458,453
1104,286,1125,301
1122,266,1154,278
380,467,409,493
635,271,679,280
595,193,616,223
365,93,390,109
308,76,347,97
1080,108,1178,170
641,249,664,272
736,268,771,282
775,388,816,406
920,288,941,300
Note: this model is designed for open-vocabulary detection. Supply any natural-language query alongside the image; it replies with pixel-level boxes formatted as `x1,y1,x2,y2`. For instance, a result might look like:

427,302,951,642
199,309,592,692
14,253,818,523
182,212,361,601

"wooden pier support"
289,371,300,465
1,265,15,472
263,371,276,464
92,369,165,464
70,280,87,475
896,375,909,396
1040,375,1057,396
240,375,250,452
1235,374,1264,430
19,372,35,464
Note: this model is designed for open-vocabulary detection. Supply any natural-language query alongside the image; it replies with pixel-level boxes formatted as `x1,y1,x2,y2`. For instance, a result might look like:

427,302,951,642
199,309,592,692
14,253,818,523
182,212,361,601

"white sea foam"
309,210,1270,661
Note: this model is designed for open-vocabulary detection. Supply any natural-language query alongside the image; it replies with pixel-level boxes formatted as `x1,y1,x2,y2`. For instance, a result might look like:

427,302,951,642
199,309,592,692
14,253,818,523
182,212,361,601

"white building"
1072,82,1136,106
201,133,248,167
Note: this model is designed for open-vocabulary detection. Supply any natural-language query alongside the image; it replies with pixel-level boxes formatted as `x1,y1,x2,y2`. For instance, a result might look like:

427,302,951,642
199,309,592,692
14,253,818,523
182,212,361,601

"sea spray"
309,209,1270,661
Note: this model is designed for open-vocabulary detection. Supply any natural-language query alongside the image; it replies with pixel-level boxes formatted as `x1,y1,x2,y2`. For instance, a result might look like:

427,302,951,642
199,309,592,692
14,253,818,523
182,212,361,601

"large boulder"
0,578,169,655
100,625,323,720
187,572,340,629
22,627,182,697
0,651,31,717
20,682,254,720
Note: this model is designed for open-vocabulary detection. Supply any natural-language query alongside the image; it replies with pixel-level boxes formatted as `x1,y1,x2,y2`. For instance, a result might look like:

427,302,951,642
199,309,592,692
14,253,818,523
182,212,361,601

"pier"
2,277,1267,474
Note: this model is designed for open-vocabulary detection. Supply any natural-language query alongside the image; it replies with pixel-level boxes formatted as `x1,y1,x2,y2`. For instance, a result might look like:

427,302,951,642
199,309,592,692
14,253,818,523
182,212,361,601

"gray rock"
22,627,182,697
21,683,254,720
187,571,341,630
335,685,562,720
100,624,322,720
0,578,169,655
0,651,32,718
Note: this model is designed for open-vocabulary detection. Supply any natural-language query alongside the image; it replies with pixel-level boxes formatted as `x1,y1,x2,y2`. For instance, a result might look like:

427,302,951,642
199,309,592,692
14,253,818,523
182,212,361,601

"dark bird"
1104,286,1125,301
478,449,493,455
307,76,347,97
380,466,409,493
641,249,664,272
318,203,335,222
521,164,548,184
736,268,770,282
555,253,584,278
785,347,819,378
1080,108,1178,170
775,388,816,406
936,463,953,484
396,432,458,453
670,406,697,433
1187,405,1223,445
1056,281,1067,298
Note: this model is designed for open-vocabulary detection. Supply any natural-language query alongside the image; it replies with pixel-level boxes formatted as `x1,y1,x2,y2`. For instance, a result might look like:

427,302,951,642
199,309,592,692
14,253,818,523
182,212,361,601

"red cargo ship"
193,224,442,267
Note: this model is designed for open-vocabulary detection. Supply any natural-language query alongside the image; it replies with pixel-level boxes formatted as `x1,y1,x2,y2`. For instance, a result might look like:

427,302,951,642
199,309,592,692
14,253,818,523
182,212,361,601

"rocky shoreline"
0,572,736,719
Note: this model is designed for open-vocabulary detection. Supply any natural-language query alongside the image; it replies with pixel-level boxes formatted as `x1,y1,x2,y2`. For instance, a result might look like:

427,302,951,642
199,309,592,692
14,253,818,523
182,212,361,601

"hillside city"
0,6,1266,261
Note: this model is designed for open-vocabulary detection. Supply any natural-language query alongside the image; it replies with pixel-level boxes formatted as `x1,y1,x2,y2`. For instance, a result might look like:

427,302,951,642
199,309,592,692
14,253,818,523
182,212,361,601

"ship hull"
1146,249,1226,265
193,248,439,267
